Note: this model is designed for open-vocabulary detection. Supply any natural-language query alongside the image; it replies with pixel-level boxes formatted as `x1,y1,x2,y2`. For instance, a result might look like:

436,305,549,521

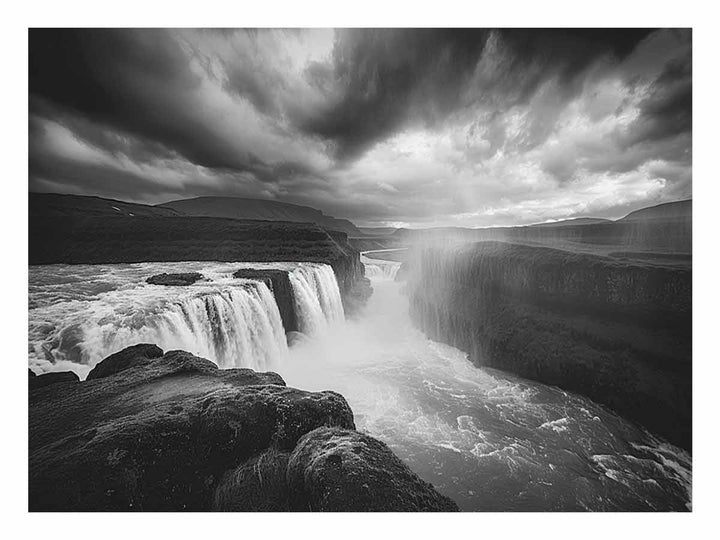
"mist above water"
281,254,691,511
289,265,344,335
27,255,691,510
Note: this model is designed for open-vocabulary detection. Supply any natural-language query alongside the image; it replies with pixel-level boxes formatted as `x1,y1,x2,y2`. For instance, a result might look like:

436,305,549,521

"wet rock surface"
213,428,459,512
29,345,454,511
146,272,204,286
86,343,164,381
29,370,79,389
287,427,459,511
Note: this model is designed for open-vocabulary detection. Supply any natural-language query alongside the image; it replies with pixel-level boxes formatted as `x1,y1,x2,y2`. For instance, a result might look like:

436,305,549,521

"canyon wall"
350,200,692,255
407,241,692,449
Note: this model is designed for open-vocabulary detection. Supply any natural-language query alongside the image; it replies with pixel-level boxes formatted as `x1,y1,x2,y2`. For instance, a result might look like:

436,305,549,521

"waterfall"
364,261,400,281
32,280,288,374
288,264,344,335
29,261,346,378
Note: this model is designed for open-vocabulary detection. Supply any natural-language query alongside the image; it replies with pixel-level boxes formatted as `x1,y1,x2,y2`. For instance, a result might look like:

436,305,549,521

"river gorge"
28,251,691,511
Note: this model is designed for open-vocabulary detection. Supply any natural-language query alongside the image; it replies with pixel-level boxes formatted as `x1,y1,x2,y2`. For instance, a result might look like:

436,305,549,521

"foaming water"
281,255,692,511
362,255,401,281
289,264,344,335
29,261,338,379
28,257,692,510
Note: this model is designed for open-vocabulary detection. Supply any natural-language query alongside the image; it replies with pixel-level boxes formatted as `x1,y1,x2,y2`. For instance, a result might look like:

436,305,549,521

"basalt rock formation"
213,427,457,512
322,229,368,312
29,345,457,511
147,272,204,286
86,343,164,381
285,427,458,511
407,241,692,450
28,369,79,389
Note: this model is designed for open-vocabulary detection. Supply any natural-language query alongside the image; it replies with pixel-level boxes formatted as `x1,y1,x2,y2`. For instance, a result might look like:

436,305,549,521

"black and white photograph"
12,3,714,527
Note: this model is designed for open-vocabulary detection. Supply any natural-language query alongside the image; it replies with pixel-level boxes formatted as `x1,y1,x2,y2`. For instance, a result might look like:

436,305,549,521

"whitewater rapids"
281,253,692,511
28,255,691,511
363,258,401,281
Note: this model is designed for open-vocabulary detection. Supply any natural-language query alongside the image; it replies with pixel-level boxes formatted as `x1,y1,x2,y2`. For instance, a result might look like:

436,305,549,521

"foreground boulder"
287,428,458,511
214,427,458,512
29,345,455,511
86,343,163,380
146,272,204,286
28,370,79,389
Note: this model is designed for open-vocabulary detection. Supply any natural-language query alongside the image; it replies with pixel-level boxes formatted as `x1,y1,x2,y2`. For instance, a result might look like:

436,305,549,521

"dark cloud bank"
28,28,691,227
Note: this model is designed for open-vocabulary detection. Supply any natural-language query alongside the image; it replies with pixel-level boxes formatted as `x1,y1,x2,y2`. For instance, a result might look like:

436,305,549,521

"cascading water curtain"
289,264,344,335
364,260,401,280
35,281,288,373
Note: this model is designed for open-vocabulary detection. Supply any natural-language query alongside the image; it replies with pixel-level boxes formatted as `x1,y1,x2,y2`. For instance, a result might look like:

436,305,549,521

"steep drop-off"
29,344,457,511
406,241,691,450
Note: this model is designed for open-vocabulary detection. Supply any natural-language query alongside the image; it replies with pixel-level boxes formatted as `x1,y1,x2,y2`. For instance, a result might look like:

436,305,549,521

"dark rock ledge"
28,369,79,390
29,344,457,512
146,272,204,286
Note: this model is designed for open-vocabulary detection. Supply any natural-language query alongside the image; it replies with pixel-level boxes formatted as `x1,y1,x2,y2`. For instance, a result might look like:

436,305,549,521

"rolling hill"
30,193,182,218
528,217,612,227
157,196,361,236
619,199,692,222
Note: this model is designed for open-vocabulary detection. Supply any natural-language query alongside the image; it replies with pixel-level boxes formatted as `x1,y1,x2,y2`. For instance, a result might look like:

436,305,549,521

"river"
28,256,691,511
282,253,692,511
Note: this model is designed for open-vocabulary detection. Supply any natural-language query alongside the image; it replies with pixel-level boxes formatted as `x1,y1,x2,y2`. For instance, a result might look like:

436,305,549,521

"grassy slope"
620,199,692,221
158,196,362,236
30,192,182,218
30,192,358,264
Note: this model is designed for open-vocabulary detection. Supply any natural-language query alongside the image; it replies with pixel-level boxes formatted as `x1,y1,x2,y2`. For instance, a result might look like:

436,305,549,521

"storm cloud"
28,28,691,227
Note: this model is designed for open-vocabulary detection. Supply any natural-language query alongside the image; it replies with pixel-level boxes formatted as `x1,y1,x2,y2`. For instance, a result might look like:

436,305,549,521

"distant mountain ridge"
30,193,182,218
157,196,361,236
30,192,691,239
619,199,692,222
529,217,612,228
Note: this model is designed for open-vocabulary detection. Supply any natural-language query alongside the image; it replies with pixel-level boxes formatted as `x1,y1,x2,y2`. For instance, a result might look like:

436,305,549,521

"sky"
28,28,691,228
